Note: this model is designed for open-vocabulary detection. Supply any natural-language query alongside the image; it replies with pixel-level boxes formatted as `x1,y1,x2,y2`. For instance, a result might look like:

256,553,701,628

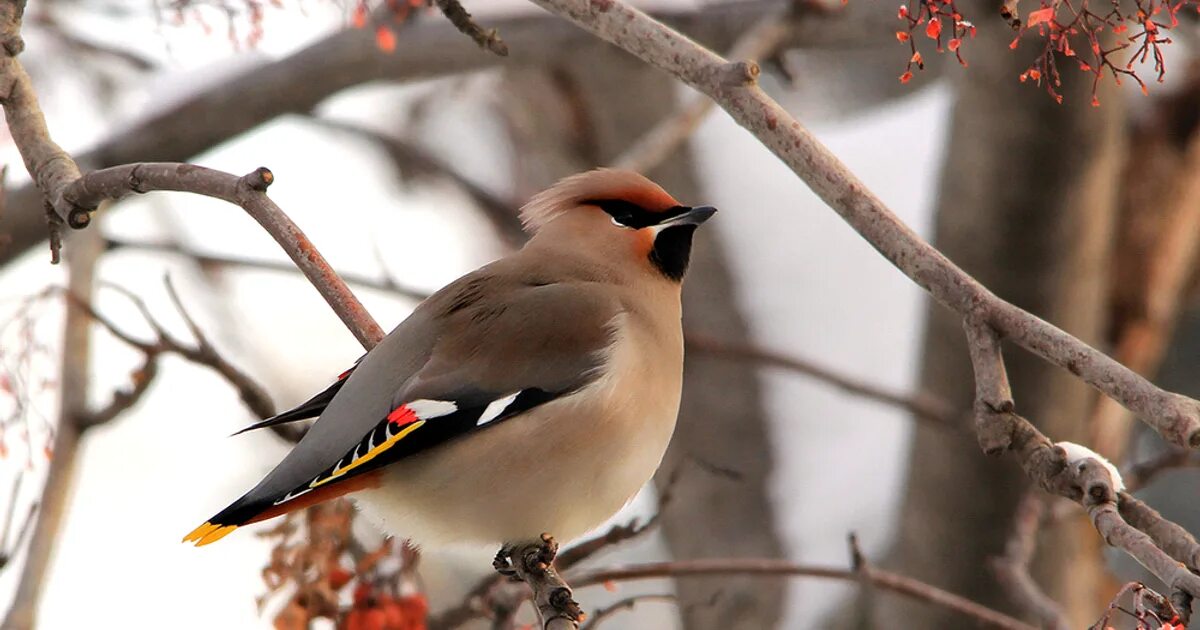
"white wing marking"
477,392,520,426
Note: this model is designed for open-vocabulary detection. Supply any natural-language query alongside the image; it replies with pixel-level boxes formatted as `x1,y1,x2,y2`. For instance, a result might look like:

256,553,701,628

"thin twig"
568,558,1035,630
988,492,1069,630
61,281,305,443
612,1,802,173
307,117,525,247
685,331,961,429
106,238,431,302
432,0,508,56
62,163,383,348
579,594,675,630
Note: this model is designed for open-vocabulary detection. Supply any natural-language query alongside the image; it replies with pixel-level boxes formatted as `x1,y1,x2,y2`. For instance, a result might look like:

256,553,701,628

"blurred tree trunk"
876,11,1123,627
500,43,785,629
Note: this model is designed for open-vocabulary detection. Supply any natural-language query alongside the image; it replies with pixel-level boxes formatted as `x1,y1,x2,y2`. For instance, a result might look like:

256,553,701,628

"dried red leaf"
352,2,368,28
948,37,961,51
899,71,914,83
896,30,910,42
926,17,942,39
1027,7,1055,26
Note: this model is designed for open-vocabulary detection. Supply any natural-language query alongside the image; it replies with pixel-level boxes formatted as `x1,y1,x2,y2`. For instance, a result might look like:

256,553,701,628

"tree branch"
611,1,801,173
569,558,1035,630
432,0,508,56
685,331,961,429
0,0,89,231
105,237,432,302
987,492,1069,630
62,162,383,348
963,318,1200,605
528,0,1200,451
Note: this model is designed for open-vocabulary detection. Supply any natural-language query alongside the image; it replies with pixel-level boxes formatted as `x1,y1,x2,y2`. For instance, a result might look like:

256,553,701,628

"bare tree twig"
1088,581,1183,630
105,237,432,303
433,0,508,56
988,492,1069,630
579,594,675,630
307,117,526,247
612,1,802,173
1122,448,1200,492
568,558,1035,630
60,281,307,443
1117,492,1200,572
0,473,36,572
685,331,961,429
61,162,383,348
529,0,1200,450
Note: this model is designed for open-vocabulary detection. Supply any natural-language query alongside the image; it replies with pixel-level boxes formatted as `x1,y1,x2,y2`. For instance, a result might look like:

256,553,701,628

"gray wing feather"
238,262,621,504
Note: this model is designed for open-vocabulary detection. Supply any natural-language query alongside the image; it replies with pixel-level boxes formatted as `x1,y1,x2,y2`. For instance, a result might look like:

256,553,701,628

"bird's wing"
229,358,363,436
185,272,622,546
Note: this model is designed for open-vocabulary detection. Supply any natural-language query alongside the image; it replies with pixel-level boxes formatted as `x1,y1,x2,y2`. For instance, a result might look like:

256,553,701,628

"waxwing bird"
184,168,716,550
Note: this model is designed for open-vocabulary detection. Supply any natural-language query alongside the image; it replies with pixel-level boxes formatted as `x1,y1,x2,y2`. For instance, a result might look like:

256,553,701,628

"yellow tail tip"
182,522,238,546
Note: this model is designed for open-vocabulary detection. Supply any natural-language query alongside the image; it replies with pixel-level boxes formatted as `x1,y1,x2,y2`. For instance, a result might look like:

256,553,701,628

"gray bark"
500,41,785,629
877,10,1124,628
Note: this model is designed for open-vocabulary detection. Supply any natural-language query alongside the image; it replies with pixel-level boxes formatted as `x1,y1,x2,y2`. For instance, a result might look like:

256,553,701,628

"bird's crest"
519,168,680,233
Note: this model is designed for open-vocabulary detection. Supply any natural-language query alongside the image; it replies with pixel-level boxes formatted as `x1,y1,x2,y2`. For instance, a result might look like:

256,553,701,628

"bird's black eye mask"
584,199,691,229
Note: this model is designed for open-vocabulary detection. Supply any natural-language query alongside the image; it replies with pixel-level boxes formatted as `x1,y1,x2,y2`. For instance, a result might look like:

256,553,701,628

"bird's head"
520,168,717,282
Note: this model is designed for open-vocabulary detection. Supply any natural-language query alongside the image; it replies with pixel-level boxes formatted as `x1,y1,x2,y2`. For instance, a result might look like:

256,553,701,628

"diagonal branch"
528,0,1200,451
62,162,384,348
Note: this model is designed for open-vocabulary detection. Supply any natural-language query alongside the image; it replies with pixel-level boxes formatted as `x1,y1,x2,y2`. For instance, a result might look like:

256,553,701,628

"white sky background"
0,0,951,627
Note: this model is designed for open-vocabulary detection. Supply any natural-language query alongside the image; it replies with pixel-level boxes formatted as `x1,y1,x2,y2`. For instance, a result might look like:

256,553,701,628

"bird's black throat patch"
650,225,698,281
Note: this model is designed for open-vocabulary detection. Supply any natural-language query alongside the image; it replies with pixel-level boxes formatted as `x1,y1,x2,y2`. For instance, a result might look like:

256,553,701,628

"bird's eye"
609,213,633,227
587,199,656,229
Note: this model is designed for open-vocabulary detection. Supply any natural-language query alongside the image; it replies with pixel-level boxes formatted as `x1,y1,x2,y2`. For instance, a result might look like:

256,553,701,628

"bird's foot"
521,532,559,574
492,533,561,579
492,544,519,579
495,534,583,624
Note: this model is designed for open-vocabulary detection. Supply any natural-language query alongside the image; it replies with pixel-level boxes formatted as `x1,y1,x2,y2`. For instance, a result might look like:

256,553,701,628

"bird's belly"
354,372,680,547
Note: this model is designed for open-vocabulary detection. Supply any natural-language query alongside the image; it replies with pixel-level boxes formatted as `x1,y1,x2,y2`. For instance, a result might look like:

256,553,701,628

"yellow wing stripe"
311,420,426,488
182,419,426,548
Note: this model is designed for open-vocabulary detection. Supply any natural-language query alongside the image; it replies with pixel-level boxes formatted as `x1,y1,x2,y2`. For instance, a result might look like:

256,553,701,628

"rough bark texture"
878,12,1124,628
500,42,785,629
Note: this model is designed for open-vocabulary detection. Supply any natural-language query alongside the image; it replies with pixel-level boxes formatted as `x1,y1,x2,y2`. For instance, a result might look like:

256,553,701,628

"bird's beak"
661,205,717,228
